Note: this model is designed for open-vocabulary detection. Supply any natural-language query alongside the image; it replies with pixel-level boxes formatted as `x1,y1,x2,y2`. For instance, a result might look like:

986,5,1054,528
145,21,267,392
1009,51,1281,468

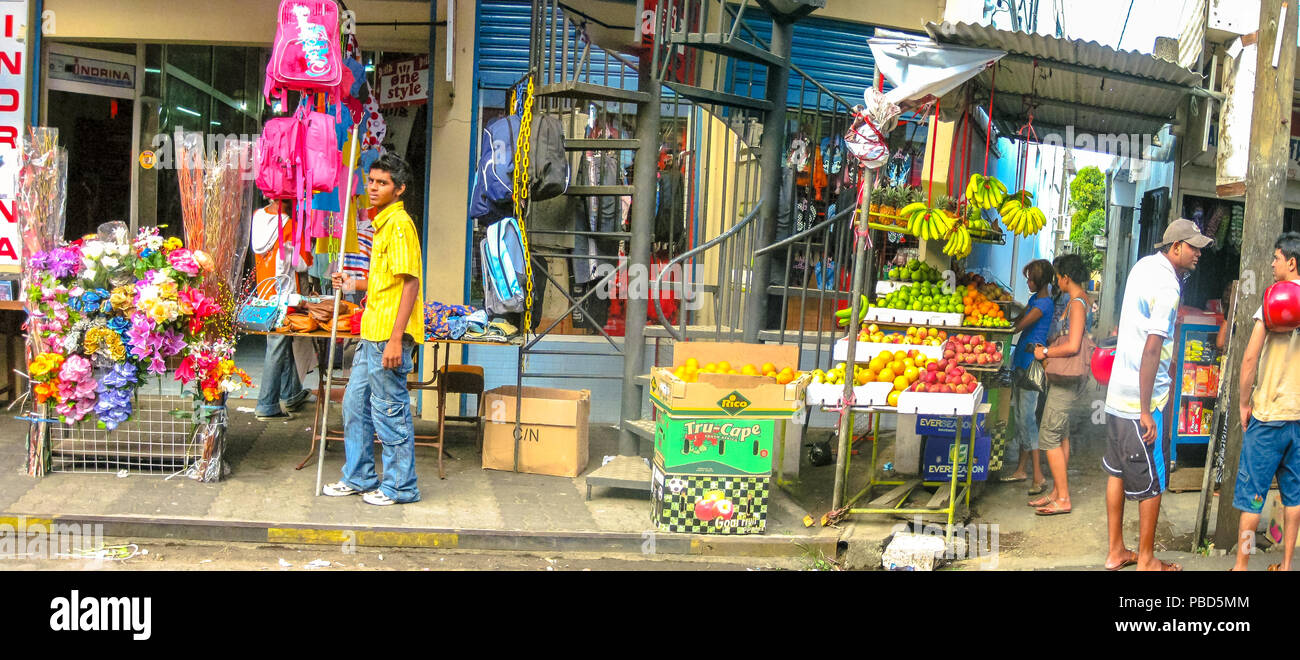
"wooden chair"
435,364,485,479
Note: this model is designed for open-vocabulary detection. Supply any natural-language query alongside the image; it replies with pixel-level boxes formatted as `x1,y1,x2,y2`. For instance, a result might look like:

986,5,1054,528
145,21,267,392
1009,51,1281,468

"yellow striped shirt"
361,201,425,344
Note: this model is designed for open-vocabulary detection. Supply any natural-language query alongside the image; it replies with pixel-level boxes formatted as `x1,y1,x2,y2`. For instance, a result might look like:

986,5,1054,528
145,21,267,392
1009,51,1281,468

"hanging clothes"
572,149,626,284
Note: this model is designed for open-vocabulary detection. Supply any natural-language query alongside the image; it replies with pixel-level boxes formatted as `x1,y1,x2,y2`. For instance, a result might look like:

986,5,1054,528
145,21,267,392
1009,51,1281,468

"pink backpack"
264,0,343,109
255,101,339,267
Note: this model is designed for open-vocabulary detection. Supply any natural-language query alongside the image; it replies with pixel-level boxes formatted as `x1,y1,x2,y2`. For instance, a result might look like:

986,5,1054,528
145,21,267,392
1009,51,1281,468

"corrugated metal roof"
924,21,1206,142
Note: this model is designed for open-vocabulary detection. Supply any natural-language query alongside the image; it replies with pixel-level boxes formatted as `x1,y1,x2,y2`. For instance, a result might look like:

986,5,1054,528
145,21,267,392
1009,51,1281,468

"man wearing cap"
1102,218,1212,571
1231,232,1300,571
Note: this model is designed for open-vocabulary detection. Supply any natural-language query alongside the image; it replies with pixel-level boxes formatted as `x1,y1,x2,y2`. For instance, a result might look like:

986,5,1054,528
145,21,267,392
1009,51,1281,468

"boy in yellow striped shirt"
324,154,425,506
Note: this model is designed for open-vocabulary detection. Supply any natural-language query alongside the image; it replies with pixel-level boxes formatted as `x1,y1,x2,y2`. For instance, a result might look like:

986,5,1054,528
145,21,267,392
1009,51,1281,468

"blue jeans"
1010,385,1041,453
339,337,420,503
255,334,308,416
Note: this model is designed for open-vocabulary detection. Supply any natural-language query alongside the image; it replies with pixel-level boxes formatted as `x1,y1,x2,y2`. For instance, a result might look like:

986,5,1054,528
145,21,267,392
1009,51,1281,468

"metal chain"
512,76,536,334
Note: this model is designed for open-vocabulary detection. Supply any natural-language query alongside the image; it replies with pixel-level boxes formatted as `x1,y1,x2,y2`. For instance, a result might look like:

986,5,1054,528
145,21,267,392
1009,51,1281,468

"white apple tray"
895,384,984,416
833,337,943,363
806,381,893,407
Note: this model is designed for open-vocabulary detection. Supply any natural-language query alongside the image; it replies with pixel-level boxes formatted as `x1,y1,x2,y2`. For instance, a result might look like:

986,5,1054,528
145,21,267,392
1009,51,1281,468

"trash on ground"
278,558,292,568
882,532,948,571
304,559,330,569
236,407,255,413
116,469,129,478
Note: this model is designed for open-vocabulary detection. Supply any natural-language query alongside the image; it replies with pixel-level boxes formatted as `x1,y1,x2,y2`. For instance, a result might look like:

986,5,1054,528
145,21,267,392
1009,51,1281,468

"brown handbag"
306,298,358,324
285,313,320,333
1044,297,1096,380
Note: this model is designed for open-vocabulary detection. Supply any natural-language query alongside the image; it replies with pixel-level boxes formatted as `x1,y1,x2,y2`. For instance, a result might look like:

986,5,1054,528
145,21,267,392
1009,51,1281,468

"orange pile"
962,289,1008,326
672,358,799,384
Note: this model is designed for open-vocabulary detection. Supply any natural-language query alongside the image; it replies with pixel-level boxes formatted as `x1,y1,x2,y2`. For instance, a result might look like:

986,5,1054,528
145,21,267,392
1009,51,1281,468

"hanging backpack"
479,217,527,314
468,115,520,223
265,0,344,109
528,114,570,201
255,117,300,200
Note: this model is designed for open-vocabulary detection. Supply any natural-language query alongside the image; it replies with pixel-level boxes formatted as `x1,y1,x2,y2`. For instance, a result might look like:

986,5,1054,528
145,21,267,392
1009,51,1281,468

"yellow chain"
511,76,535,333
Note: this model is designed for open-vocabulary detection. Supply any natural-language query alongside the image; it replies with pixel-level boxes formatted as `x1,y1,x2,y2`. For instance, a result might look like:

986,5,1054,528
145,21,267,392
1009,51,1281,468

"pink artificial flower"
167,249,200,276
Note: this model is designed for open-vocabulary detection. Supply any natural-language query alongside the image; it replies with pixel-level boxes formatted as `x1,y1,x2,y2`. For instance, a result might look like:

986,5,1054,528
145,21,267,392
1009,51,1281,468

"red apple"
962,373,976,385
694,499,718,522
993,351,1003,362
914,383,927,393
954,384,969,394
951,366,965,377
926,362,939,372
977,354,989,365
944,349,956,360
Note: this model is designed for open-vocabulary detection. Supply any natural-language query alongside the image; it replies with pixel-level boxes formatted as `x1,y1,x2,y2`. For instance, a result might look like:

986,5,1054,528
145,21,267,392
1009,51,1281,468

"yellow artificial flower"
164,237,183,251
29,352,64,380
157,280,178,300
109,285,135,312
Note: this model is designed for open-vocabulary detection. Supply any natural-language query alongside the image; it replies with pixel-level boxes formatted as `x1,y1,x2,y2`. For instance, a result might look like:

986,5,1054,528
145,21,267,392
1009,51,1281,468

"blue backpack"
468,115,520,223
479,217,526,314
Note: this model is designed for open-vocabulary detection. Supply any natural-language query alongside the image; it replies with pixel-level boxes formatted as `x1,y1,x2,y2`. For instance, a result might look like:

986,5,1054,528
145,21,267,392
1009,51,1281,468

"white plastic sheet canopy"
868,29,1006,107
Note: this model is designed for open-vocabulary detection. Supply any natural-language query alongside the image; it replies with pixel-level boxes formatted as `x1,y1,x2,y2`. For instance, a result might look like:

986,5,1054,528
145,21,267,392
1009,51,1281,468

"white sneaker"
322,481,362,497
362,490,397,506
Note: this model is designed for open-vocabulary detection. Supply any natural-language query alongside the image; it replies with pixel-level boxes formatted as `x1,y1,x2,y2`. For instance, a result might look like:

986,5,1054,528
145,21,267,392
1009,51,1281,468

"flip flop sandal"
1035,504,1072,516
1268,563,1285,571
1027,482,1050,496
1028,496,1053,507
1000,475,1028,483
1105,555,1138,571
1158,561,1183,572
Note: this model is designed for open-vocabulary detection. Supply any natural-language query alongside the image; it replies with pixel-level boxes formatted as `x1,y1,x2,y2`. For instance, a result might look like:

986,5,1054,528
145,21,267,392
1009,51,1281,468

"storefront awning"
923,21,1211,142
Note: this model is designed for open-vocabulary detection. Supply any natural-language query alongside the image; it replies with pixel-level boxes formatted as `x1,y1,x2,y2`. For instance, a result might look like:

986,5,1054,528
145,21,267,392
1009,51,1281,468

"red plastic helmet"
1263,280,1300,332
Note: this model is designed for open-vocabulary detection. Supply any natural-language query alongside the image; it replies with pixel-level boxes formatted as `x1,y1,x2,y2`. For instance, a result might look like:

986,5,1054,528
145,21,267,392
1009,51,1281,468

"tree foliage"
1068,166,1106,272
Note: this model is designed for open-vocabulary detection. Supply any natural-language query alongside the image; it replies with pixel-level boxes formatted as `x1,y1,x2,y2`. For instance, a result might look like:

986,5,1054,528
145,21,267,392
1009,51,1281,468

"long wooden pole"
1213,0,1296,550
314,128,363,496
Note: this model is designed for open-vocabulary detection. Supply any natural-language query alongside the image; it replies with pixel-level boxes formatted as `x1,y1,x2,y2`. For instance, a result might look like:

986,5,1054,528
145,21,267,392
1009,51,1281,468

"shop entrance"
42,43,139,241
46,90,134,240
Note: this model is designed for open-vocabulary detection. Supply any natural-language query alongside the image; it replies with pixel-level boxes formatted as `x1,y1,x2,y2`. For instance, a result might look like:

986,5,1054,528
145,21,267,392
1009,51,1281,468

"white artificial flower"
81,269,98,282
145,234,164,250
102,256,119,270
82,242,105,259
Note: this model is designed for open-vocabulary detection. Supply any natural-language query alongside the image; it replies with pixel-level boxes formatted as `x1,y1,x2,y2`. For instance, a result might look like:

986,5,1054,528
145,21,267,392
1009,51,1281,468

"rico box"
651,463,770,535
649,342,810,420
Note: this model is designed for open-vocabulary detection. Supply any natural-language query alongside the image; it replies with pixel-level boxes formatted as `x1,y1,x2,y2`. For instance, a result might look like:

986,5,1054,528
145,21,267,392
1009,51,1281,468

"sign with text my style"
377,54,428,109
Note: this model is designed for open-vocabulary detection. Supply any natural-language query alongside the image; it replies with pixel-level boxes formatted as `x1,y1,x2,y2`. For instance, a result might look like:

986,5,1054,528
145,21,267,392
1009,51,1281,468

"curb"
0,514,840,559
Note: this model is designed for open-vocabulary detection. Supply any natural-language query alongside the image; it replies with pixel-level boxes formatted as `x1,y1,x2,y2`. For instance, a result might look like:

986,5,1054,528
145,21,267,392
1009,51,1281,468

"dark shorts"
1233,417,1300,514
1101,412,1167,501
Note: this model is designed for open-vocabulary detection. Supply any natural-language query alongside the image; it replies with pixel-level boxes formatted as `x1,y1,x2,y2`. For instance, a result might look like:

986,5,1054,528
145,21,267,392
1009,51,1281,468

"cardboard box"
651,463,770,534
896,384,984,416
651,342,809,419
1189,401,1203,435
805,381,891,407
482,386,590,477
652,414,775,476
915,413,987,437
921,431,991,482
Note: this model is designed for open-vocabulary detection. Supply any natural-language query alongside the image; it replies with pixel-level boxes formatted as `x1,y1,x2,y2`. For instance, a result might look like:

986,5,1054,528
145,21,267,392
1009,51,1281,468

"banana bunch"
965,174,1007,210
999,192,1047,237
898,202,954,241
943,223,972,258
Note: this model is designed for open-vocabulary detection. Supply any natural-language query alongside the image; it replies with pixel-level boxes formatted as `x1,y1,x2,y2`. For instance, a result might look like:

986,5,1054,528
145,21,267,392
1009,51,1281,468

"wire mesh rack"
24,394,228,481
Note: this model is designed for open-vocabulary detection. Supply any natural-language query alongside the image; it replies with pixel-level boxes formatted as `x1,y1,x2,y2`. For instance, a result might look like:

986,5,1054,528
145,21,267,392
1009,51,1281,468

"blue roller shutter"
477,0,534,91
728,14,877,110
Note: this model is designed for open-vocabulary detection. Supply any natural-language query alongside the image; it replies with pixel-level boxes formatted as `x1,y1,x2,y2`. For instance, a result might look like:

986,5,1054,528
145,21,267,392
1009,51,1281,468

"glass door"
41,43,140,240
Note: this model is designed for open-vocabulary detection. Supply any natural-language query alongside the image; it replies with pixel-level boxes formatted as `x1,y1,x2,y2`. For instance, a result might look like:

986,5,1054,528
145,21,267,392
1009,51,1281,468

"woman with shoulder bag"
1004,259,1057,495
1029,254,1096,515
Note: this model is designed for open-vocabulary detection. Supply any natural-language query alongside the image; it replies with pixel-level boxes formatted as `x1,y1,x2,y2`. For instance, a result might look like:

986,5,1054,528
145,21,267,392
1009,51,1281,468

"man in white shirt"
1102,219,1211,571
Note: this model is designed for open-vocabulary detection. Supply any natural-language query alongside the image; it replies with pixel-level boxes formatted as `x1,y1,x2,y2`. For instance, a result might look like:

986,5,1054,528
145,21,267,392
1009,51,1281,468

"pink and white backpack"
264,0,344,109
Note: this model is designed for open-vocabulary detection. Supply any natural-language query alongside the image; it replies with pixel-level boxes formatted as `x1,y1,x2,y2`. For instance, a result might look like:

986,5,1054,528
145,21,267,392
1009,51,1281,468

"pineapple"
868,183,883,220
878,186,899,225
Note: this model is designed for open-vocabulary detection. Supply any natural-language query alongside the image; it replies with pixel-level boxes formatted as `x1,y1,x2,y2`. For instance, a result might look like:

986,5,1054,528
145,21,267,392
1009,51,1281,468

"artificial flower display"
23,227,249,428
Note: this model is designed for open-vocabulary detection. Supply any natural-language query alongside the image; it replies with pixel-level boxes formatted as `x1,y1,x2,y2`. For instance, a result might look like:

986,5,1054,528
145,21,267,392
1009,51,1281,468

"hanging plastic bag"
845,87,900,171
